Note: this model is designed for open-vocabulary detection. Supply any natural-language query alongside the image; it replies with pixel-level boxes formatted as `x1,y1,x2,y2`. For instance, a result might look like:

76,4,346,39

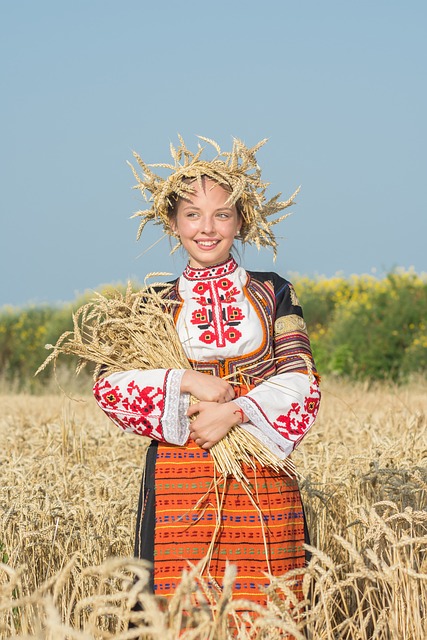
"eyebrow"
180,204,234,211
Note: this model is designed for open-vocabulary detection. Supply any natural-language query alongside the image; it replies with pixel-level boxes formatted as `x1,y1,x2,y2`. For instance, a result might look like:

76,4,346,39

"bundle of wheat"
36,277,295,484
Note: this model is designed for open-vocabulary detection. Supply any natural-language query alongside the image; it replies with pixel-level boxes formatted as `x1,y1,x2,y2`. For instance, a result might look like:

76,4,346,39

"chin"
191,254,229,268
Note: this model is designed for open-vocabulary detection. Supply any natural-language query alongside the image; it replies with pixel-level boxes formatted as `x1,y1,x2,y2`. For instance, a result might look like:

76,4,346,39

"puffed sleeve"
233,276,320,459
93,368,191,445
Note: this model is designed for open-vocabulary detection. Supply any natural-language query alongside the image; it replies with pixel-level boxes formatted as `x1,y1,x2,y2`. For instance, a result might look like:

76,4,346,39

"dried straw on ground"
36,277,295,483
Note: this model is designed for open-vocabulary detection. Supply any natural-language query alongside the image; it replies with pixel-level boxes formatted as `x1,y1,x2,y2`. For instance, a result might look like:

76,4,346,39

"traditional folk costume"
94,256,319,602
92,136,321,605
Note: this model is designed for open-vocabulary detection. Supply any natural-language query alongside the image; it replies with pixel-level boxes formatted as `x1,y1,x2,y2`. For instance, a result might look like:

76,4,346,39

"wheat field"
0,379,426,639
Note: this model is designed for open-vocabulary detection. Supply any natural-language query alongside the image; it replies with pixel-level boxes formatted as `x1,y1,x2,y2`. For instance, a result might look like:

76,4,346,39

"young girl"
93,137,320,605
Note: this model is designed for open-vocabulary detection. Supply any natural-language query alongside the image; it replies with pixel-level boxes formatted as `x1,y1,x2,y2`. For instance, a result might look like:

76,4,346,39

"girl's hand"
187,401,246,449
181,370,235,403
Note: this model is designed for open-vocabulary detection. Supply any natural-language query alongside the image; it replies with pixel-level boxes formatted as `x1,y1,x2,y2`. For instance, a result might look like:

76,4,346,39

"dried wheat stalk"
36,278,295,483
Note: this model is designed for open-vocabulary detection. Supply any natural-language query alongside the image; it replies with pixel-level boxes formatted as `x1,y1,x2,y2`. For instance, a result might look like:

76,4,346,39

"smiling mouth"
195,240,220,248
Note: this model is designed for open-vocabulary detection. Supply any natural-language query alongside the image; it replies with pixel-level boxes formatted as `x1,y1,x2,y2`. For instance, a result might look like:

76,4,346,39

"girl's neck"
183,256,238,281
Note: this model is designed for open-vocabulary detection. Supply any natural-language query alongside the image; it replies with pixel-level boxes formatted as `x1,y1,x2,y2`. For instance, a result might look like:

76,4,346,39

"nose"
201,215,215,234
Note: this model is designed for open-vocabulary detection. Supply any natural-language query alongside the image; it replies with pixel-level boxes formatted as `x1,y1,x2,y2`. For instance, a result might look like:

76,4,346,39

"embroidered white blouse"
93,257,320,460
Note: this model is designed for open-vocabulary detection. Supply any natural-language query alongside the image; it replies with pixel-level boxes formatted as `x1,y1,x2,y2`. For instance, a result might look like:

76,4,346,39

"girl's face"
171,179,241,269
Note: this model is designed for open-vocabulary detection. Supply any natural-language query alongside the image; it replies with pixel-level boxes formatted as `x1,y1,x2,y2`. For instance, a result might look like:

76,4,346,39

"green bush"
1,271,426,390
295,270,427,381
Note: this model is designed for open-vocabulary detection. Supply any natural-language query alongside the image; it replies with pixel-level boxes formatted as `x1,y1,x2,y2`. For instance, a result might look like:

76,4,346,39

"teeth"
197,241,218,247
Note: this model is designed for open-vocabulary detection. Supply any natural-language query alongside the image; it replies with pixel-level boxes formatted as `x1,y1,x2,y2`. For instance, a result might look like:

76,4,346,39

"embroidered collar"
183,256,238,281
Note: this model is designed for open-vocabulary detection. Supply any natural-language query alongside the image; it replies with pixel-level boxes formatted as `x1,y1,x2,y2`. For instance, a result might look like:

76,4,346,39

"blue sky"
1,1,426,306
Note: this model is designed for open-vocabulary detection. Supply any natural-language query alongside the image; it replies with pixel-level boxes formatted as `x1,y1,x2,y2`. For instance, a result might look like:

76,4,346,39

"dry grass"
0,379,426,639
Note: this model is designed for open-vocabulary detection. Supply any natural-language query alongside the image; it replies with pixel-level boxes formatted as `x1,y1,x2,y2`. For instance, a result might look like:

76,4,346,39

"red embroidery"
190,277,244,348
200,330,216,344
193,282,210,295
217,280,239,302
93,377,164,438
191,309,209,324
93,381,123,408
183,257,238,280
304,395,320,415
226,306,244,322
223,327,241,343
273,384,320,442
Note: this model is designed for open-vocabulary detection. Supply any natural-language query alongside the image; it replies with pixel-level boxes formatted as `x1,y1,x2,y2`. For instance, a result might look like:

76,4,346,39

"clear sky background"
1,1,426,307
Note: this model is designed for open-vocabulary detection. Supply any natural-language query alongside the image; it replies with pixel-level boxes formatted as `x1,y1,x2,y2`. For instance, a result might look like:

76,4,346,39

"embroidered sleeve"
234,372,320,459
93,368,190,445
233,278,320,459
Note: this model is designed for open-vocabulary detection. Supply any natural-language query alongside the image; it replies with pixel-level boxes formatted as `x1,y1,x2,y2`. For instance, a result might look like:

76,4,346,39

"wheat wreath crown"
128,135,299,258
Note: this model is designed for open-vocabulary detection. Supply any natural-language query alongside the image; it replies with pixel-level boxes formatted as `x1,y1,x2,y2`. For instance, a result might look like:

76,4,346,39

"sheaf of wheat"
36,276,295,483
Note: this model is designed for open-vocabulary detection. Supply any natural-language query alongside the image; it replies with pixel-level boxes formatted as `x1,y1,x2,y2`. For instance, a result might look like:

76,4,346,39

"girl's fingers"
187,403,200,417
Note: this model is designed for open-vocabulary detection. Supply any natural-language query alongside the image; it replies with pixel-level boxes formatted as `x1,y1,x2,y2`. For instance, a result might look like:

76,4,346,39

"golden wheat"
0,379,426,638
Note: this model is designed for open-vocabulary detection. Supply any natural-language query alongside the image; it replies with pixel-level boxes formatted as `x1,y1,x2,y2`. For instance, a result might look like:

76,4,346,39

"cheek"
174,218,196,239
170,213,186,235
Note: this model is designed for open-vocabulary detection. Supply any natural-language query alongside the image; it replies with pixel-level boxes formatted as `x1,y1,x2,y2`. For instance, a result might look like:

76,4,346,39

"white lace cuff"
238,422,293,460
233,396,294,458
162,369,191,445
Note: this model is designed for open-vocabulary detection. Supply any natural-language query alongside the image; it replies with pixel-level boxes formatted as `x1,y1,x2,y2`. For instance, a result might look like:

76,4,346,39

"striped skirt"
134,437,308,605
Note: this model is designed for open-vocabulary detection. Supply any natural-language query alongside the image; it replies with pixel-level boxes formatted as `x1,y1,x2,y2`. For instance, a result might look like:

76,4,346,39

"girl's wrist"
180,369,195,393
232,404,247,424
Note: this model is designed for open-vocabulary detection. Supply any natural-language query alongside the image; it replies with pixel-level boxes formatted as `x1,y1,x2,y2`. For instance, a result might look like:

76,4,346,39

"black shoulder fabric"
247,271,304,320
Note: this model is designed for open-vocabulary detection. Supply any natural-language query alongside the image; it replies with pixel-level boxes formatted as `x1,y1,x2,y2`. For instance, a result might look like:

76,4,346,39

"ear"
169,217,178,235
236,210,243,236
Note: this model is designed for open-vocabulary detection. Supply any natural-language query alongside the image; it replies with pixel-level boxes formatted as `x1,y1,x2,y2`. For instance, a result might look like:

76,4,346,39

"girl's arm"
93,368,234,445
232,279,321,459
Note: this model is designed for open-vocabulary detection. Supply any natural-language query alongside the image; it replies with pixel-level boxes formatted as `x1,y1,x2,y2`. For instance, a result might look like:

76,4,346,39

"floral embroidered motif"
191,309,209,324
227,307,244,322
93,377,164,438
96,384,123,407
190,276,245,348
273,384,320,441
304,395,320,415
